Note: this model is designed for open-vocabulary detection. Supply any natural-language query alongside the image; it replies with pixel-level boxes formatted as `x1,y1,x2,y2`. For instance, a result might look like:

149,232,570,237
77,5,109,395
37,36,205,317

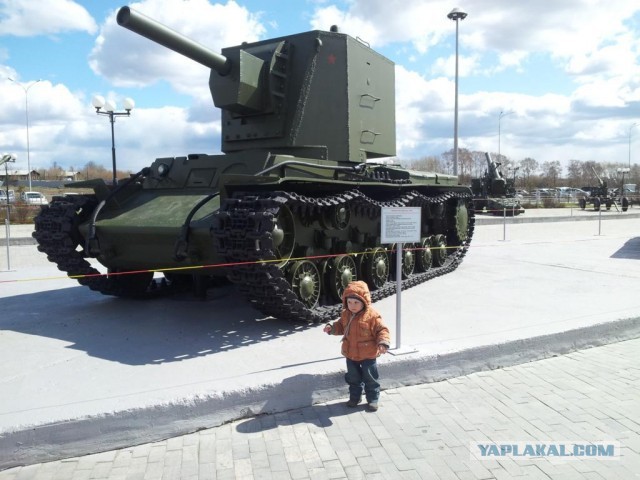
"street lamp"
1,153,16,203
498,110,514,160
1,153,16,271
447,7,467,177
92,95,135,185
8,78,41,192
629,122,639,169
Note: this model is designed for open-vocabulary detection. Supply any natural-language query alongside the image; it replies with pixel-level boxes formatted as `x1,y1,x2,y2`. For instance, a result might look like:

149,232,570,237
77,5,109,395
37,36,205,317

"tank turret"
33,7,474,324
117,6,395,162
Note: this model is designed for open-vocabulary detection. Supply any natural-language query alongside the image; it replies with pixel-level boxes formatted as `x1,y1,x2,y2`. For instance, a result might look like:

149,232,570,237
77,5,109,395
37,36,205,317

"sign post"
381,207,421,350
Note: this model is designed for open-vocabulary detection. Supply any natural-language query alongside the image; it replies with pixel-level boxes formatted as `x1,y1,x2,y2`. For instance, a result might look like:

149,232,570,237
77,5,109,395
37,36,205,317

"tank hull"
34,155,475,322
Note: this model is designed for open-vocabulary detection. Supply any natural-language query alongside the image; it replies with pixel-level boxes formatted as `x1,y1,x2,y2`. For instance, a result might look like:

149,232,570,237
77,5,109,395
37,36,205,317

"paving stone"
2,340,639,480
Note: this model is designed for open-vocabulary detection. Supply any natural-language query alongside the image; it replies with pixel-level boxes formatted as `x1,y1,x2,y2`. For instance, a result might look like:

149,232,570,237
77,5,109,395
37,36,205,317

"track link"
212,189,474,323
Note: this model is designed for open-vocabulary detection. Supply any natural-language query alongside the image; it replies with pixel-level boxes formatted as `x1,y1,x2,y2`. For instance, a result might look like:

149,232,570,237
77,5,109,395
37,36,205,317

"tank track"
212,189,475,323
33,195,189,298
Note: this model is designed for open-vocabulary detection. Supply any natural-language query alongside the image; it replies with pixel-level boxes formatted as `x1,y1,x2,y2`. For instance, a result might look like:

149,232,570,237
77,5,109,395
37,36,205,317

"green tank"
33,7,475,323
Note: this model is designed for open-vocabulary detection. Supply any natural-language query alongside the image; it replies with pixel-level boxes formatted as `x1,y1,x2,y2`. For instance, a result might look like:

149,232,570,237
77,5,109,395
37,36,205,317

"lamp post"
92,95,135,185
498,110,514,160
447,7,467,177
8,78,41,192
1,153,16,205
1,153,16,271
629,122,639,169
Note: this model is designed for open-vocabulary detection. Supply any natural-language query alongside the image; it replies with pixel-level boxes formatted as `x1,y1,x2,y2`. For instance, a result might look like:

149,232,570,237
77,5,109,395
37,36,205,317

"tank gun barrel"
116,6,231,75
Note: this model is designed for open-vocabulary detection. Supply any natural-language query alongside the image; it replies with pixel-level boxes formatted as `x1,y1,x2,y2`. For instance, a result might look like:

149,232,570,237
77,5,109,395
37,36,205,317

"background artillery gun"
579,167,630,212
470,152,524,216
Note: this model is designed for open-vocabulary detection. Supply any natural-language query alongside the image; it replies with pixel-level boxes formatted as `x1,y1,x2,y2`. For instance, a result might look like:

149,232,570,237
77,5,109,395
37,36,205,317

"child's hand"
323,324,332,334
378,344,388,355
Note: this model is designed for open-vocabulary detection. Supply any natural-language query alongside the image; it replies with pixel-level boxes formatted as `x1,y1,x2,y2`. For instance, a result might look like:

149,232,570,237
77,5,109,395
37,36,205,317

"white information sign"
380,207,421,353
381,207,421,244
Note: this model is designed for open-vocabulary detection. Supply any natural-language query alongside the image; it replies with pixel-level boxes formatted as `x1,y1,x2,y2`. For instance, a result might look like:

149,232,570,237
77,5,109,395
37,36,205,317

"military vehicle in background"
579,167,629,212
471,152,524,216
619,184,640,207
32,7,475,324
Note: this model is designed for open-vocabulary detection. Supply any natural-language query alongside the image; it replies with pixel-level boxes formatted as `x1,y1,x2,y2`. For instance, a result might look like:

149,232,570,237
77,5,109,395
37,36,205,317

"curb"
0,237,36,247
1,316,638,470
474,210,640,225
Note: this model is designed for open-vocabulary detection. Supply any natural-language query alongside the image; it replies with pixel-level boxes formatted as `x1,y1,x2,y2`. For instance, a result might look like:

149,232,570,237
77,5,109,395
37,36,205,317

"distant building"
0,169,41,182
60,171,81,181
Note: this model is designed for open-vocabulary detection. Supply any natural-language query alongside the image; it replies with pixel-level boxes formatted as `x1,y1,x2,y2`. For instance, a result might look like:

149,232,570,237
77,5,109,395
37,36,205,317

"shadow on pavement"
235,374,355,433
1,284,312,365
610,237,640,259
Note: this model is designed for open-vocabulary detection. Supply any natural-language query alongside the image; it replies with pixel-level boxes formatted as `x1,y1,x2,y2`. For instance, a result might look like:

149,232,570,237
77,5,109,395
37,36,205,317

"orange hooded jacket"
327,280,391,361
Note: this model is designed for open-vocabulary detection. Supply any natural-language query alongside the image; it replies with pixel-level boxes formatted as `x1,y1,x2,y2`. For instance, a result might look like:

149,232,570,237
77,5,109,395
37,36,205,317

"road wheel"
287,260,321,308
431,234,448,267
326,255,356,301
362,248,389,290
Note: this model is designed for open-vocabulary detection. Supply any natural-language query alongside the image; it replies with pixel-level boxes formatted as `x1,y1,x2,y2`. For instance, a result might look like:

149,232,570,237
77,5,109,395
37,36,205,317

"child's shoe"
367,402,379,412
346,398,361,408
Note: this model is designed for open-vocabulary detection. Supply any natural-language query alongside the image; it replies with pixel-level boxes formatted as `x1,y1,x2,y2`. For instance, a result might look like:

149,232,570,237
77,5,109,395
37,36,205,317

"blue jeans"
345,358,380,403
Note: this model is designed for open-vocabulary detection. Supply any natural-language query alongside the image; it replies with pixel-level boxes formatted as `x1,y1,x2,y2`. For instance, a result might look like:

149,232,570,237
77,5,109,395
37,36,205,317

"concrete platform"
1,212,639,469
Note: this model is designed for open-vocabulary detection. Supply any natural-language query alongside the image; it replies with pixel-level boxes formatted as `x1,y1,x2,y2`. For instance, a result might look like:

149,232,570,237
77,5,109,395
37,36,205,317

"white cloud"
2,0,639,176
89,0,266,96
0,0,96,36
310,0,451,52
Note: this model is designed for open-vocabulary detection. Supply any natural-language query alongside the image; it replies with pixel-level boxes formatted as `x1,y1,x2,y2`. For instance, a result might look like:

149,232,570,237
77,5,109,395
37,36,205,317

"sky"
1,0,639,177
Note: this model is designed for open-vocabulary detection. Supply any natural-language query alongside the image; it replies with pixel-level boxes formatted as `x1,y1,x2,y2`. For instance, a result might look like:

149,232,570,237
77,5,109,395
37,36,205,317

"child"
323,280,390,411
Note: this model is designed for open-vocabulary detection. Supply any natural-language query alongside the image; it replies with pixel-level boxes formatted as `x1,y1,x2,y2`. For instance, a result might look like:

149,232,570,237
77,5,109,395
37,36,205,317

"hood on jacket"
341,280,372,309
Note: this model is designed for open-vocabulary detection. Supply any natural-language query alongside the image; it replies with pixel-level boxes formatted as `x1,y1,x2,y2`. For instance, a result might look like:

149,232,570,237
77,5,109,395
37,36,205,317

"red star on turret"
327,54,336,64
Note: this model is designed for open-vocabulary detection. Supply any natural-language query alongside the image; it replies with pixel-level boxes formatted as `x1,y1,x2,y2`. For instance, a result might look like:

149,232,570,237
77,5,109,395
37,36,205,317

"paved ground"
1,338,638,479
1,210,639,471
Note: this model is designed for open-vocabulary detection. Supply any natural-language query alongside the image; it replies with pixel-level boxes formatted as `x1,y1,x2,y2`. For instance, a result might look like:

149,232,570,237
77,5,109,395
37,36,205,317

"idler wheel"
287,260,321,308
362,247,389,290
431,234,448,267
273,205,295,266
327,255,357,300
416,237,433,272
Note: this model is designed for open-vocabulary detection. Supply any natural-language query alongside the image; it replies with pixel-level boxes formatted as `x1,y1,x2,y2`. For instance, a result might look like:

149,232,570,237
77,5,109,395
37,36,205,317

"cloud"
0,0,96,36
89,0,266,96
310,0,640,79
2,0,639,176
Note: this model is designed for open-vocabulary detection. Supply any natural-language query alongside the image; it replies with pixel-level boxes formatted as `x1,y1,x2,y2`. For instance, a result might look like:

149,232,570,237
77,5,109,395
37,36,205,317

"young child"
323,280,390,411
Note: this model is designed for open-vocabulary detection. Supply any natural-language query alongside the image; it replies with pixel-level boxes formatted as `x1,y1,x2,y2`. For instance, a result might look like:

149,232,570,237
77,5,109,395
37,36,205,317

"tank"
471,152,524,216
33,7,475,323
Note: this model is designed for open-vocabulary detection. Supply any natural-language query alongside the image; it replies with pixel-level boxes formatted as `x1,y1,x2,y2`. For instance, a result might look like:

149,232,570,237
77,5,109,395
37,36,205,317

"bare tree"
409,156,445,172
519,157,538,190
541,160,562,187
